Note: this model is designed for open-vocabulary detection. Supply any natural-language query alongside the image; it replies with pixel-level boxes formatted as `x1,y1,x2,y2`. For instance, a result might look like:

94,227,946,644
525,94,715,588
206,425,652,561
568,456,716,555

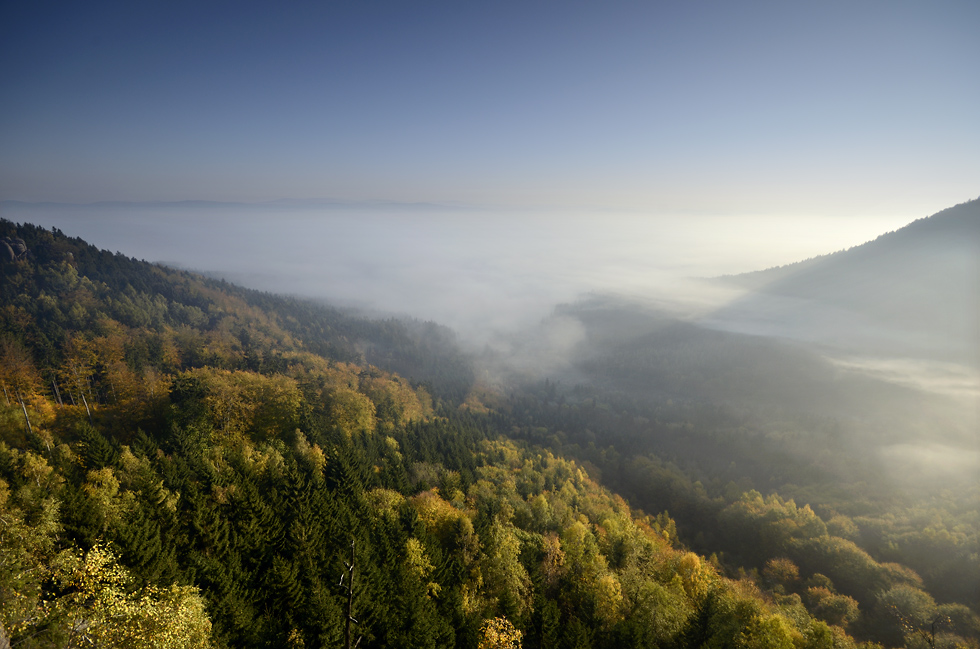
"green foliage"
1,221,976,649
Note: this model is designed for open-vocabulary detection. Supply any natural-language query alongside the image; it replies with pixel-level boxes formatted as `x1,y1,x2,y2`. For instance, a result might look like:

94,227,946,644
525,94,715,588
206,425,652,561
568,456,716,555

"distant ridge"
721,196,980,289
0,198,465,212
707,197,980,363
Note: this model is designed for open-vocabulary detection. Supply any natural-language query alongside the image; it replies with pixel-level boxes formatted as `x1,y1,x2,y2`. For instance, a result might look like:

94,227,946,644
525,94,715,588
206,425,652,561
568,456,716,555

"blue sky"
1,0,977,216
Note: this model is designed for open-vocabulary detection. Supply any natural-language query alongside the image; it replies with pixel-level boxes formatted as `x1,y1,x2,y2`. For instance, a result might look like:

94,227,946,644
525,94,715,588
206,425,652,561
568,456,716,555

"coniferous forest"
1,219,978,649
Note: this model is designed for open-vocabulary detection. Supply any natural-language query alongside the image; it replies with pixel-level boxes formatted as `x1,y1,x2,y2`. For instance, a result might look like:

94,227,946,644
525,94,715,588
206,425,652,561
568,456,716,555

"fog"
5,201,977,485
1,201,912,339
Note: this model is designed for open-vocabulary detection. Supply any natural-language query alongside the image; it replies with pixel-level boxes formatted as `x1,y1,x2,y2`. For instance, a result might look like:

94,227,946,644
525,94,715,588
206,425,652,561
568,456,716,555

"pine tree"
77,421,119,469
114,503,177,585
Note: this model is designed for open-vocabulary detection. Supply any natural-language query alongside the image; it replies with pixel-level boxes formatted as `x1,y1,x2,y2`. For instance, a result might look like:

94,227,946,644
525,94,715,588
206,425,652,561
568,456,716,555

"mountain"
705,198,980,366
1,218,978,649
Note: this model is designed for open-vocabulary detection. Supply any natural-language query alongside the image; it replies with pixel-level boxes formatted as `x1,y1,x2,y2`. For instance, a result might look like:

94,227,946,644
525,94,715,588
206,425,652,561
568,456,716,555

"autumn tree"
479,617,522,649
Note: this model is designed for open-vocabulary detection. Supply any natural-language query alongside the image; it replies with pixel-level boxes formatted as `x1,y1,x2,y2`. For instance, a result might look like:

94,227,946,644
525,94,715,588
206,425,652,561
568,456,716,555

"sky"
1,0,978,340
1,0,977,215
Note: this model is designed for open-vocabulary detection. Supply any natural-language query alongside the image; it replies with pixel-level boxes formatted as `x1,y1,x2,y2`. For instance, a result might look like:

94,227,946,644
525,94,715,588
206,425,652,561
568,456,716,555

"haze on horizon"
3,1,976,320
0,200,932,335
2,1,977,474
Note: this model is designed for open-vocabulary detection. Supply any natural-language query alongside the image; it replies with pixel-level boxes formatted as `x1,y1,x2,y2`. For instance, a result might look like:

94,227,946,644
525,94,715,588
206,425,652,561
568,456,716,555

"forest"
1,219,977,649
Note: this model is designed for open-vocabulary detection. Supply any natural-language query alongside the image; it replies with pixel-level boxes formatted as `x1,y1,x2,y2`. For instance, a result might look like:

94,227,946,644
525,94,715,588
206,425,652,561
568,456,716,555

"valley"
1,200,977,648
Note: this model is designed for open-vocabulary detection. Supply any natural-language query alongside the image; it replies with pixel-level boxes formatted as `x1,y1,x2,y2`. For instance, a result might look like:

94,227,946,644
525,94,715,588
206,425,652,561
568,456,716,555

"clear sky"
1,0,977,216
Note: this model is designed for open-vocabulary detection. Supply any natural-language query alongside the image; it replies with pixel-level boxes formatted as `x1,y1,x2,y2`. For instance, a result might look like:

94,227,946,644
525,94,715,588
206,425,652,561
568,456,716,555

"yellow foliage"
360,373,431,425
82,467,128,531
83,467,120,501
481,518,532,615
529,493,552,529
741,613,797,649
677,552,714,602
0,337,43,400
411,489,469,540
19,450,56,488
294,431,326,475
179,368,301,439
561,520,592,566
405,537,435,581
763,557,800,589
47,544,214,648
366,488,406,519
384,435,401,454
478,616,523,649
287,627,306,649
595,573,625,627
326,386,376,437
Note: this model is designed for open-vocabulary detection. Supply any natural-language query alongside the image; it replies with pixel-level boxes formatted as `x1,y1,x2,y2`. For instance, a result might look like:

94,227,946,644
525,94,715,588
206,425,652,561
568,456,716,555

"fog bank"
0,201,912,342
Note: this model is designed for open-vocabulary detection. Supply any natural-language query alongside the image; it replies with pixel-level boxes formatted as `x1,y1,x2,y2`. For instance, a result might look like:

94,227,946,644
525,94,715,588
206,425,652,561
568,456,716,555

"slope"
706,197,980,365
1,219,977,649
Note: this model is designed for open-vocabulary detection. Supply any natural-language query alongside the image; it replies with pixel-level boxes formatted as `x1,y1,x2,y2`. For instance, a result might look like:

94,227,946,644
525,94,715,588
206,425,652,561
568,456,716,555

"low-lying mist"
1,201,910,338
486,295,979,490
4,200,976,489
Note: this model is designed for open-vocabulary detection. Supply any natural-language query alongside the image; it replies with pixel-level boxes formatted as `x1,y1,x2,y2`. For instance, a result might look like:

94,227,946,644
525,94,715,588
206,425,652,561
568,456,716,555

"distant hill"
706,197,980,365
0,219,476,403
3,219,978,648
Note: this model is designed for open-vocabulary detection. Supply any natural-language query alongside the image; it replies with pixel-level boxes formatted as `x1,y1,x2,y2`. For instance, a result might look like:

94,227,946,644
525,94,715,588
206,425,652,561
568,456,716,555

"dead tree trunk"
80,391,92,423
52,378,64,406
17,391,32,436
340,540,360,649
69,365,94,420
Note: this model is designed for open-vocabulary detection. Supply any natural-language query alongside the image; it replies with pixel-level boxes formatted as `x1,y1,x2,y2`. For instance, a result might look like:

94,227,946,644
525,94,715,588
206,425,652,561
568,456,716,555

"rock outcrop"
1,236,28,262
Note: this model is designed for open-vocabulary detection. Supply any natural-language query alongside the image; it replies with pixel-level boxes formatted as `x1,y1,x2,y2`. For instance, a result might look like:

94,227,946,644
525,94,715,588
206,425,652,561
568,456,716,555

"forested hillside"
1,220,977,649
707,197,980,362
